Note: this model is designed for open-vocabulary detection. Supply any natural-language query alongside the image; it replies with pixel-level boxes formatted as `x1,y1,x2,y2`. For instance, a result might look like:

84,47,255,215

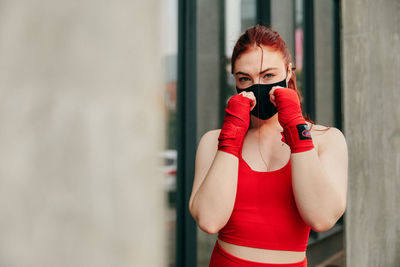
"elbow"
308,215,338,232
310,221,335,232
189,204,220,235
310,200,347,232
198,219,220,235
194,209,224,235
189,197,227,235
309,212,343,232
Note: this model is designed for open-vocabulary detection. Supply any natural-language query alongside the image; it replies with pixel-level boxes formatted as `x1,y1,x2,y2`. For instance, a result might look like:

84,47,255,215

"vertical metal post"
333,0,342,131
256,0,271,27
177,0,197,266
333,0,344,226
303,0,315,121
219,0,227,126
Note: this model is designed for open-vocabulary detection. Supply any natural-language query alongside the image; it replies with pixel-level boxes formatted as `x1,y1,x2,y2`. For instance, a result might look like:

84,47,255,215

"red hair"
231,25,317,126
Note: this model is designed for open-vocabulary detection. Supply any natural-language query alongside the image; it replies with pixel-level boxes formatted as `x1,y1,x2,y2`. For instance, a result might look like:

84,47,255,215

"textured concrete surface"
0,1,166,266
342,0,400,266
271,0,295,58
197,0,221,139
314,0,334,127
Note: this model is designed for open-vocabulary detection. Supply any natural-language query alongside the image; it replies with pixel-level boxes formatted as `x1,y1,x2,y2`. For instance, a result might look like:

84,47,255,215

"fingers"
269,85,285,96
270,86,302,108
269,85,285,107
239,91,256,111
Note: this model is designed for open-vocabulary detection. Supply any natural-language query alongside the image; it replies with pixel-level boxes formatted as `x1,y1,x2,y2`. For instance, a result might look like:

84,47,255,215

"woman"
189,25,348,267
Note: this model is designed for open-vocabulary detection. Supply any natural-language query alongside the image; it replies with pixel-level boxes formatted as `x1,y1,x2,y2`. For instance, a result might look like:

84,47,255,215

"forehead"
234,45,285,73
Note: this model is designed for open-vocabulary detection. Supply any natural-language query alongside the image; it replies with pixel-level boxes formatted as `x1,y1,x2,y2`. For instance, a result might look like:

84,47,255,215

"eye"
263,73,275,79
238,77,251,82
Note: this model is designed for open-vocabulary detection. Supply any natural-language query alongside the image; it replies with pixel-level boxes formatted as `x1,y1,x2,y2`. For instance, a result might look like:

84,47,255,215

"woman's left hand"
269,86,303,129
270,86,314,153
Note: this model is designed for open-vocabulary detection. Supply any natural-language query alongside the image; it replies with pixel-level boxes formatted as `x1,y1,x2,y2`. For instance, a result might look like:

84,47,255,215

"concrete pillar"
0,1,166,266
342,0,400,266
271,0,295,59
314,0,334,126
197,0,221,139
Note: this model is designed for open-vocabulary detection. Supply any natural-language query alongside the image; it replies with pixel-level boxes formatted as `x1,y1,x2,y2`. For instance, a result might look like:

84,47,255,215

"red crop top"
218,155,311,251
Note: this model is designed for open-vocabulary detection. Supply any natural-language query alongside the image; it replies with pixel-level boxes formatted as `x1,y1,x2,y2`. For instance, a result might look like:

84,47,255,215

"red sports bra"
217,155,311,251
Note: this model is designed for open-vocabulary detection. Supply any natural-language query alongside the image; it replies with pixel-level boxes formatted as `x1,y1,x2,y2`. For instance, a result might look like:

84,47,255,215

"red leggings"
209,240,307,267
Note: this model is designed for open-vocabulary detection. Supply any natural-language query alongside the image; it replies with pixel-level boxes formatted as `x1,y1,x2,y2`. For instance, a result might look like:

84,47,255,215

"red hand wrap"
218,94,252,158
274,88,314,153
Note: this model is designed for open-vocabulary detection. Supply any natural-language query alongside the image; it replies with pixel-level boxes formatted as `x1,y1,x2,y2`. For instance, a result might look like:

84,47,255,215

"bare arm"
290,127,348,232
188,130,239,234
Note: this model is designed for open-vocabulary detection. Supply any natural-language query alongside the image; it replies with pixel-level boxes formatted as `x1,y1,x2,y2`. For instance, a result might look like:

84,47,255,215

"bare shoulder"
199,129,221,145
308,123,347,155
195,129,221,167
197,129,221,153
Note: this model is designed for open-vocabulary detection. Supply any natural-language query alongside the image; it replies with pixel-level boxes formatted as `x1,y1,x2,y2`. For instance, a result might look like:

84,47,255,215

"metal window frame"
303,0,316,121
256,0,271,27
333,0,343,131
219,0,228,126
176,0,198,266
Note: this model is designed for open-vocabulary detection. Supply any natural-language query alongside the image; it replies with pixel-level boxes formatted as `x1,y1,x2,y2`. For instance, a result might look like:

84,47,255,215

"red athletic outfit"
218,157,310,251
210,156,310,267
209,155,310,266
211,89,313,266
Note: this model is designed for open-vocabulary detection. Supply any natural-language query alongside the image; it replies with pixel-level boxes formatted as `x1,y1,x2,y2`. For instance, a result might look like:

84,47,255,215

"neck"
249,113,283,133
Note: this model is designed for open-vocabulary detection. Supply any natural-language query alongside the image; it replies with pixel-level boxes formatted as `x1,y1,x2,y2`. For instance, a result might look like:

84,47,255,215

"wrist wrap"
218,94,252,158
274,88,314,153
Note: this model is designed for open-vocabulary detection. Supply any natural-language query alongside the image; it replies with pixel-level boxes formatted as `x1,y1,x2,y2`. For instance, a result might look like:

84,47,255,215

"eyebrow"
235,67,278,76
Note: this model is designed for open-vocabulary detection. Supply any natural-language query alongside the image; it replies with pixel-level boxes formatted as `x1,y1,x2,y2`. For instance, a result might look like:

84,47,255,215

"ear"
286,62,293,85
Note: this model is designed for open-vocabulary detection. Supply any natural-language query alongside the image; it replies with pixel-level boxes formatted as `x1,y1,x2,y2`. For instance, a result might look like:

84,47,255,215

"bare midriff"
217,238,306,264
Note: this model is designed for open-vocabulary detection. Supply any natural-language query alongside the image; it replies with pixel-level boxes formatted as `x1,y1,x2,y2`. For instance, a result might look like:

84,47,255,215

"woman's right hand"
217,93,254,158
238,91,256,111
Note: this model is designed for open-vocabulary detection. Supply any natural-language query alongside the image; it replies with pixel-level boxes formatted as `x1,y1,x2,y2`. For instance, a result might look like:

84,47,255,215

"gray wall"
271,0,295,60
342,0,400,266
197,0,221,139
314,0,334,127
0,1,166,266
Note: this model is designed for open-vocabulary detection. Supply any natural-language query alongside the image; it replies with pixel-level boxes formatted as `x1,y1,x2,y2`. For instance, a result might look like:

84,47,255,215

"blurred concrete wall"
342,0,400,266
0,1,166,266
271,0,294,60
197,0,221,139
314,0,334,127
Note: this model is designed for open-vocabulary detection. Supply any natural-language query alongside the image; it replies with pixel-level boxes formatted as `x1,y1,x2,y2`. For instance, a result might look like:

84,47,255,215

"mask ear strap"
284,67,289,87
285,65,295,87
286,65,297,79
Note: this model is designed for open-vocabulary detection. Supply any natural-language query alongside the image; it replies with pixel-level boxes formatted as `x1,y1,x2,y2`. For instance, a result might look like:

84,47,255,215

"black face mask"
236,77,287,120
